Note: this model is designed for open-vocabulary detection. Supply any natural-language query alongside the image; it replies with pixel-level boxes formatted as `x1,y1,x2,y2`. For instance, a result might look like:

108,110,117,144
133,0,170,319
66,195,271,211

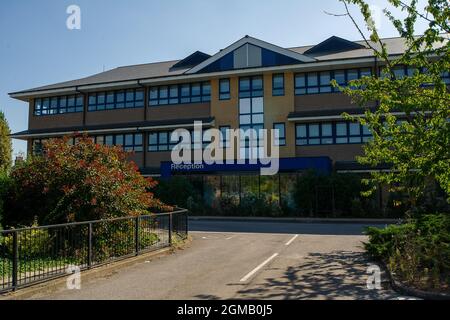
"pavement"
20,220,414,300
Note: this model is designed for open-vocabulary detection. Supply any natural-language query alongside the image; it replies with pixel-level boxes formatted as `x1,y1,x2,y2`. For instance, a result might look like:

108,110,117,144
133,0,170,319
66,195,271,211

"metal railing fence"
0,209,188,293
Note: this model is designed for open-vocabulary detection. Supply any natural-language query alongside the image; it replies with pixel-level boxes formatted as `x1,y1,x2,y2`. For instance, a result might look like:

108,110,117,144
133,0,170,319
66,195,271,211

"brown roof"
10,35,446,97
24,60,187,92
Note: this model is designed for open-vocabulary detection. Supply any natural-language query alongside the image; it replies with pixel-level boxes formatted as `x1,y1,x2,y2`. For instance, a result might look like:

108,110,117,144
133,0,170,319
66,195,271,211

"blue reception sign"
160,157,332,178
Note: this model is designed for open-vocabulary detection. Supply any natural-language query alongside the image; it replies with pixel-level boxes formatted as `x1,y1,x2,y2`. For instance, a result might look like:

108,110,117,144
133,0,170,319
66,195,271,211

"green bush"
365,214,450,291
3,225,51,259
0,171,11,229
3,136,167,227
154,176,201,209
364,223,415,260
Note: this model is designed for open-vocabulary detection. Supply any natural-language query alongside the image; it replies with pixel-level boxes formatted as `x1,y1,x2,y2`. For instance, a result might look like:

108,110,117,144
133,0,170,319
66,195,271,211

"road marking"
240,253,279,282
190,231,290,236
225,236,236,240
285,234,298,246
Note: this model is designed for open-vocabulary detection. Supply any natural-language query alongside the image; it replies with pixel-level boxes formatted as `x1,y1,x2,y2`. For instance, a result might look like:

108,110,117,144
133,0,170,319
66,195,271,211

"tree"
0,111,12,173
334,0,449,207
3,135,171,226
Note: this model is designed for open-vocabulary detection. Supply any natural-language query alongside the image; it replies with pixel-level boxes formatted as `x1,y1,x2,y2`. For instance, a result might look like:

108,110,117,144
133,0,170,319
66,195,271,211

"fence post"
87,223,93,269
135,216,140,256
331,184,336,216
12,231,18,290
168,213,173,246
185,211,188,239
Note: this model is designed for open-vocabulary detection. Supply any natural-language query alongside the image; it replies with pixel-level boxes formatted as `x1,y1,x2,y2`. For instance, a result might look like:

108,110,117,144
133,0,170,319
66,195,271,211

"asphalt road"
26,220,409,300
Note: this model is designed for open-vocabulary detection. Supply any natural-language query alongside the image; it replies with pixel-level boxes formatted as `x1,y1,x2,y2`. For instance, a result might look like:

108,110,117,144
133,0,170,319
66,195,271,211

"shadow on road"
230,251,396,300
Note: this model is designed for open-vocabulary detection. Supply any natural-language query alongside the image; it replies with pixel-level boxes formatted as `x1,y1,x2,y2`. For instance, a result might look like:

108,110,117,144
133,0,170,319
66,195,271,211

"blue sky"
0,0,428,157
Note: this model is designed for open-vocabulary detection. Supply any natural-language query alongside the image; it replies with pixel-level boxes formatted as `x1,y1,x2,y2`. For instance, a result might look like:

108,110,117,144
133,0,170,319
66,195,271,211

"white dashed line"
240,253,279,282
285,234,298,246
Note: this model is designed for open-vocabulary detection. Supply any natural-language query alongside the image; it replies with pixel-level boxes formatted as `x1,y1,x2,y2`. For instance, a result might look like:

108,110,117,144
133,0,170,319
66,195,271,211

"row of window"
384,66,450,84
32,120,376,156
88,89,144,111
148,129,219,152
295,68,372,95
34,69,449,116
149,82,211,106
92,133,143,151
295,122,372,146
33,134,144,153
34,95,84,115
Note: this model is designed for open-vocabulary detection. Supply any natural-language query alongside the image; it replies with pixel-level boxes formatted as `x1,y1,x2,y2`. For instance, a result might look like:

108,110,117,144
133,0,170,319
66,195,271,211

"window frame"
219,126,231,148
295,121,372,146
294,68,373,95
219,78,231,100
272,74,285,96
93,133,143,152
88,89,144,112
273,122,286,146
149,82,211,107
34,94,84,116
239,76,263,98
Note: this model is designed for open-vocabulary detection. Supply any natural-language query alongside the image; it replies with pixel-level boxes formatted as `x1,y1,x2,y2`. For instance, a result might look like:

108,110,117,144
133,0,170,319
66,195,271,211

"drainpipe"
75,86,87,127
138,80,148,168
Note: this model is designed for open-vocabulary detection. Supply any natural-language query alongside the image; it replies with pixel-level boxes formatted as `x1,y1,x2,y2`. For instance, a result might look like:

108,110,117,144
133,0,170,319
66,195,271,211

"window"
362,125,372,142
169,85,178,104
105,135,114,146
272,74,285,96
307,73,319,94
93,133,143,152
347,69,359,81
380,65,419,79
273,123,286,146
106,92,115,109
442,71,450,84
148,129,211,152
159,86,169,105
148,131,177,152
295,68,373,95
191,83,201,103
32,139,47,154
219,79,231,100
334,70,346,86
296,122,372,145
321,123,333,144
239,97,264,127
180,84,191,104
149,82,211,106
336,122,348,144
202,82,211,102
88,89,144,111
34,94,84,116
295,125,306,145
349,122,362,143
308,124,320,145
319,72,332,93
116,91,125,108
219,126,231,148
239,76,264,159
294,74,306,95
393,66,407,79
239,76,263,98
